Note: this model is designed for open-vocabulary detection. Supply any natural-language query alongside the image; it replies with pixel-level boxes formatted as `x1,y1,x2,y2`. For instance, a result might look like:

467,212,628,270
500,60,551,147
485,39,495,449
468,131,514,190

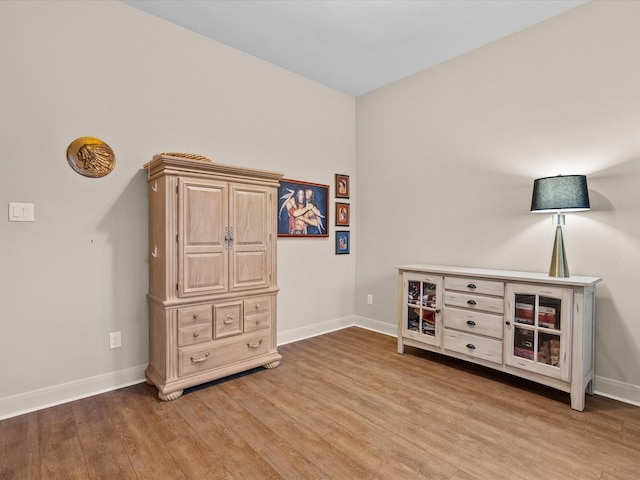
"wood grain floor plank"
37,404,89,480
71,394,138,480
174,390,284,480
0,412,40,480
104,385,188,479
164,434,237,480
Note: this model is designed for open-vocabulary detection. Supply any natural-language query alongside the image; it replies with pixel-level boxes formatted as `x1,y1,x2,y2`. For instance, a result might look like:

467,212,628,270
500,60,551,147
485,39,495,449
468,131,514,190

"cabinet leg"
264,360,280,369
570,388,585,412
158,389,183,401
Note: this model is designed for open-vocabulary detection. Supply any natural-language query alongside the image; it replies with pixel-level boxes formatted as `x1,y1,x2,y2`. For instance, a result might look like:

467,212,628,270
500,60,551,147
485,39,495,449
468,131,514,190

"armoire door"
178,178,228,297
228,183,271,292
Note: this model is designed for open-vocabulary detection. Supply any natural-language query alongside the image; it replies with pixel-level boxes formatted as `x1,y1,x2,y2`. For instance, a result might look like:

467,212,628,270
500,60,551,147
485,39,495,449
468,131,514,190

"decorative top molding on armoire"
144,154,283,400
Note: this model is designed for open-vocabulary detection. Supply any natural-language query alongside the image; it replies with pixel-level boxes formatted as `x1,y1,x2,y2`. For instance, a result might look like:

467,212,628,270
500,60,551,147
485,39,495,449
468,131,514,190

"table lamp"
530,174,590,277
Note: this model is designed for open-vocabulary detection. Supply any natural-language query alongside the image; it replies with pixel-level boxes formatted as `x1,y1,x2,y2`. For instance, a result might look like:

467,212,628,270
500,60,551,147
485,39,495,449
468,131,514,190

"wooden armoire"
144,154,283,400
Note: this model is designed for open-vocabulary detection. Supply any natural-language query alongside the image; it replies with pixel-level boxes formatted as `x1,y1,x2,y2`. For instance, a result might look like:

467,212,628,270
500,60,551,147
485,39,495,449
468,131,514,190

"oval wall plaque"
67,137,116,178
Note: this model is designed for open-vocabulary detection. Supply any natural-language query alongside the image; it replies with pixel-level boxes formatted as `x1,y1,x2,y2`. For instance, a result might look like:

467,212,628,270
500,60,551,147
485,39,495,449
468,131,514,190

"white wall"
0,0,355,418
355,0,640,405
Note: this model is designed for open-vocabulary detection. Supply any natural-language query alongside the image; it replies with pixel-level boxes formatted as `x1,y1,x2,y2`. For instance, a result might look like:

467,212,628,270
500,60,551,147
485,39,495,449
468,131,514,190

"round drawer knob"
193,314,198,319
255,304,260,309
193,332,199,338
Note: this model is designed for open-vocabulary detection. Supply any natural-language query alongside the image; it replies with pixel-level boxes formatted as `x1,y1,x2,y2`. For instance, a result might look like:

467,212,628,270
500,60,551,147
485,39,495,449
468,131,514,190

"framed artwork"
277,179,329,237
335,202,350,227
335,174,350,199
335,231,350,254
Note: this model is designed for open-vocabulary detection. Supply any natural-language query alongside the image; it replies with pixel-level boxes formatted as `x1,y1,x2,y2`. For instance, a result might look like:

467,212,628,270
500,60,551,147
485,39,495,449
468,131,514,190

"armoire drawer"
178,324,212,347
244,296,271,332
214,302,242,339
177,304,213,346
179,333,272,377
177,304,212,328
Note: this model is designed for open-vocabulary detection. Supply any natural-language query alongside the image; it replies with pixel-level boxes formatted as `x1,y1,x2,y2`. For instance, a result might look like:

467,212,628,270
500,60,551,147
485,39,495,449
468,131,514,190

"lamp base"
549,225,570,277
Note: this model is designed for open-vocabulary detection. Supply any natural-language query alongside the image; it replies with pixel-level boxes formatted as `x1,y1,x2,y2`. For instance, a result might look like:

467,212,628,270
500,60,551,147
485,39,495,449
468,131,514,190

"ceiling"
122,0,586,97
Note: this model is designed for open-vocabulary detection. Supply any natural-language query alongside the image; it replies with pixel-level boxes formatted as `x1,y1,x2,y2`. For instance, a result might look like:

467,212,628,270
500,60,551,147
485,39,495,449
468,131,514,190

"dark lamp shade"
531,175,590,213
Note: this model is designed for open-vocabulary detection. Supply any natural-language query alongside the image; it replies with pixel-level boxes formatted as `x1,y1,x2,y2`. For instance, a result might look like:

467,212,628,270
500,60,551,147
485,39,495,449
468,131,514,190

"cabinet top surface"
396,264,601,287
144,154,284,182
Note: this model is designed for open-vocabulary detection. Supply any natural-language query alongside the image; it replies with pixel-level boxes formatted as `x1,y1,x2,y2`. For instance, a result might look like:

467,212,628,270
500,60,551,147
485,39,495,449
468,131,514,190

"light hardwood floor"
1,327,639,479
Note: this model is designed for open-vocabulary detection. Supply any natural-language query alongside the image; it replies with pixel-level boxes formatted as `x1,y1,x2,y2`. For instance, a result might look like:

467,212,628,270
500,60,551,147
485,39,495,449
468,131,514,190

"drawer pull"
256,320,262,325
467,300,477,306
192,314,198,319
255,304,261,309
223,316,234,325
467,283,477,289
190,352,210,364
247,339,263,349
466,320,476,326
466,344,476,350
193,331,199,338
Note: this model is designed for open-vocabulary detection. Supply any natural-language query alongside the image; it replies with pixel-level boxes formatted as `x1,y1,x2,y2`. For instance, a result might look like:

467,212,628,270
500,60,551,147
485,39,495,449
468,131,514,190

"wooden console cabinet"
397,264,601,411
144,154,283,400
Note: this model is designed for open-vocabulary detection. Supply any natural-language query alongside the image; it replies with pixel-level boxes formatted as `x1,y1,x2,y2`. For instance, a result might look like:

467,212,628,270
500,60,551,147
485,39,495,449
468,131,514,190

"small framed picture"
335,174,350,199
335,202,350,226
335,231,350,255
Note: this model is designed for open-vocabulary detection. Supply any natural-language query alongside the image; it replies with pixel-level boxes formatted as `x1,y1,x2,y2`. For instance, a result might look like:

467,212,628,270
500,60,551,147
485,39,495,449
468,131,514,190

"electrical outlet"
367,294,373,305
110,331,122,349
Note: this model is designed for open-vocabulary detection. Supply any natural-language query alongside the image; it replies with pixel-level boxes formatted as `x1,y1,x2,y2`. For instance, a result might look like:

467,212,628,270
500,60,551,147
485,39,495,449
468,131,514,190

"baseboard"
594,375,640,407
0,365,147,420
352,315,397,337
277,315,357,345
3,317,638,420
276,315,396,345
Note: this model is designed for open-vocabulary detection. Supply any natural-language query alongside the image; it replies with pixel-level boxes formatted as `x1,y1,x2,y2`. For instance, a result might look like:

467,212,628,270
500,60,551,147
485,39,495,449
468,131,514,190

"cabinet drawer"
178,324,212,346
445,277,504,297
179,333,272,377
443,330,503,364
244,296,271,333
444,291,504,314
444,307,503,339
214,302,242,339
177,305,212,328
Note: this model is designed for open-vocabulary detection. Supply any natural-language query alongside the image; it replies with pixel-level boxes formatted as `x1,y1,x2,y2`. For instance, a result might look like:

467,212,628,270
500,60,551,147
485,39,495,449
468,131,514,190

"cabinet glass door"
506,284,572,381
403,274,442,347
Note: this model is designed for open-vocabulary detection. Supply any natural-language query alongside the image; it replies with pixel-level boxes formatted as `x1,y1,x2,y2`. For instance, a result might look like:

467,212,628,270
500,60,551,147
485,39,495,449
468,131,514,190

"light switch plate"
8,202,34,222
